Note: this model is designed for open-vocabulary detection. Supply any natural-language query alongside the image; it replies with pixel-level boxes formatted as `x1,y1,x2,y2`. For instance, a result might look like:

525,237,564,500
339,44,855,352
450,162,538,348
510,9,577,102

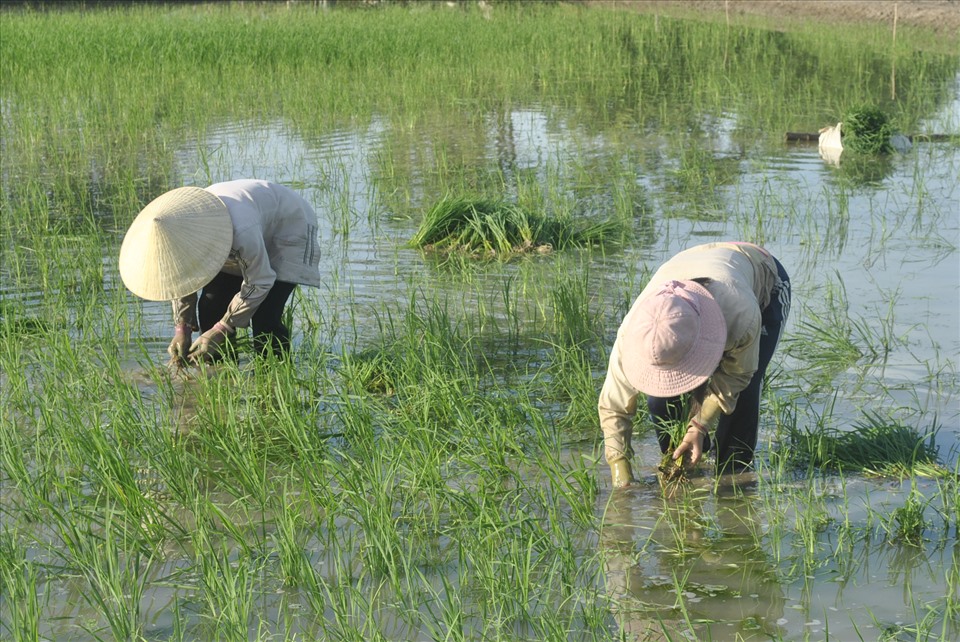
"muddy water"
14,87,960,640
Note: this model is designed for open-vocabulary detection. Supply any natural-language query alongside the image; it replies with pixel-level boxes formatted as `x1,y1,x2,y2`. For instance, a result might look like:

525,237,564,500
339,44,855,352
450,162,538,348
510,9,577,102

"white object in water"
818,122,843,165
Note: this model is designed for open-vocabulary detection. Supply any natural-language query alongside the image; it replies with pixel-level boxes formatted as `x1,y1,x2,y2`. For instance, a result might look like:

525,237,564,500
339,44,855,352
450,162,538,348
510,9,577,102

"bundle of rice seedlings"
409,195,623,259
656,417,697,491
842,105,896,154
783,412,943,477
409,196,539,257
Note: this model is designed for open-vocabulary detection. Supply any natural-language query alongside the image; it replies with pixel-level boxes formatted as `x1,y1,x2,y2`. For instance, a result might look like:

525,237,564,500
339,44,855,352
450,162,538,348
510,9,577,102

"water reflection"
601,480,786,641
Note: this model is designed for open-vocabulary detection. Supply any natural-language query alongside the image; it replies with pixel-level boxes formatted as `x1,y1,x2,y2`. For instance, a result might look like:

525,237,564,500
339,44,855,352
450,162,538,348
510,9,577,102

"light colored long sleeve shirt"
599,242,778,464
173,179,321,330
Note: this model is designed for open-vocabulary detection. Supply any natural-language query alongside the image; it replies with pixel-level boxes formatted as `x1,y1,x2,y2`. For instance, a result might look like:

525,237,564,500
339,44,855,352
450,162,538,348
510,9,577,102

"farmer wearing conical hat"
599,242,791,488
119,179,321,366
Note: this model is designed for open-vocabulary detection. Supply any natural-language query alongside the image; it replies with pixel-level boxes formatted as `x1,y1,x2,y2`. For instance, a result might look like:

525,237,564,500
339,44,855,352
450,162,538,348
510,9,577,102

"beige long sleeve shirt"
598,242,778,464
172,180,321,330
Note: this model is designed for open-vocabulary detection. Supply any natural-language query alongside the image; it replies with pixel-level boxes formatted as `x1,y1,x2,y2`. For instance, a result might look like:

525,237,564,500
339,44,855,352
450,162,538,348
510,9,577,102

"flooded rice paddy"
1,5,958,641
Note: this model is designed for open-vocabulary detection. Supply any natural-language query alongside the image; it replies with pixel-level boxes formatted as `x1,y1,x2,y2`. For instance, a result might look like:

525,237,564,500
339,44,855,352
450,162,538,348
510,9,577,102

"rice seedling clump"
782,412,943,477
841,105,896,154
409,195,621,259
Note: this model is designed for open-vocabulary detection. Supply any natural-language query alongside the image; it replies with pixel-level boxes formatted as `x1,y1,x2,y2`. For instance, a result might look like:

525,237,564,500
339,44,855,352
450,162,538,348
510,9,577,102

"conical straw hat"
119,187,232,301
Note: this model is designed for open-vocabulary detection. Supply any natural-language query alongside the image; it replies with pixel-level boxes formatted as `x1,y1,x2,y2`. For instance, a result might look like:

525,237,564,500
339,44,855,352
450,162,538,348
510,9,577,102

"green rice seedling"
268,486,316,588
0,528,40,642
415,569,466,642
193,526,258,641
842,105,897,154
528,413,598,530
330,445,412,586
784,315,863,387
792,484,834,562
782,273,890,389
67,420,170,547
339,345,403,396
885,489,930,546
543,342,602,436
44,505,156,642
660,143,740,221
931,470,960,540
340,293,478,403
550,268,604,350
782,411,942,477
944,546,960,630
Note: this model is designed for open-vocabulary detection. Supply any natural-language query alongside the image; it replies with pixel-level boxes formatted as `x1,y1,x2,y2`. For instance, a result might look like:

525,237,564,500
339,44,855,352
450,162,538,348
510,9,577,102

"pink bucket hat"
618,279,727,397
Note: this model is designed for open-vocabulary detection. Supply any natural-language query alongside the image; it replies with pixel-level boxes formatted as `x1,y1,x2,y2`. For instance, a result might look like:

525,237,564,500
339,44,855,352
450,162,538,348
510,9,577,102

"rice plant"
0,529,40,642
885,489,930,546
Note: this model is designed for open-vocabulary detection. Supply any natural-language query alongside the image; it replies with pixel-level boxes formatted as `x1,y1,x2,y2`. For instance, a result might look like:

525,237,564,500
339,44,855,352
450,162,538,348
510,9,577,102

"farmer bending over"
598,242,791,488
119,179,321,366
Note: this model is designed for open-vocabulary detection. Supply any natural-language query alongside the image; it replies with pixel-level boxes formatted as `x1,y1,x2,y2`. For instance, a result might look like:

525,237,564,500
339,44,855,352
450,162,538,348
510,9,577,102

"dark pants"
198,272,297,356
649,258,791,472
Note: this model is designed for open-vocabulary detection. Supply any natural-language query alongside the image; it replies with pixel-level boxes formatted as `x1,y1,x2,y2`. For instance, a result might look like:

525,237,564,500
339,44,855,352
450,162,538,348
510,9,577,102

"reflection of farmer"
601,488,786,640
119,179,321,365
599,242,791,487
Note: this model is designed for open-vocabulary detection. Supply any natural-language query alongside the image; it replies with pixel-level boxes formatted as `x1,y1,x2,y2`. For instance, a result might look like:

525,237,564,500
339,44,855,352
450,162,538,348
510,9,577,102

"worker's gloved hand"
167,324,193,368
672,421,708,467
188,322,232,364
609,459,637,489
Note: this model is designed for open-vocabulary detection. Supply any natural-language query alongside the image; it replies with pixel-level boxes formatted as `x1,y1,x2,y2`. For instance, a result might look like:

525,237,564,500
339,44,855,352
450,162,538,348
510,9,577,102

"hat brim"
619,280,727,397
119,187,232,301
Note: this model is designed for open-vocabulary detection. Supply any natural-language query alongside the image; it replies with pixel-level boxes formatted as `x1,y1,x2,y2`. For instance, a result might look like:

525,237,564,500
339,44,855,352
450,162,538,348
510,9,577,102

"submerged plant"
842,105,896,154
408,195,622,260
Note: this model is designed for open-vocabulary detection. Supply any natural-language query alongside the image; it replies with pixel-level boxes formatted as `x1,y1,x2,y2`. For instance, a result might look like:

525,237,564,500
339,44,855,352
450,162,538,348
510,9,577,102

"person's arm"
167,294,198,367
172,293,198,329
598,340,640,487
188,228,276,363
220,228,277,330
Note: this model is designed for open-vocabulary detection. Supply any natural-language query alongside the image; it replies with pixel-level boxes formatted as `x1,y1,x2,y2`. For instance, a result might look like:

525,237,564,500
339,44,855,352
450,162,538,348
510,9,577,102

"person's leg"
197,272,243,332
713,367,765,472
251,281,297,356
714,259,791,472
